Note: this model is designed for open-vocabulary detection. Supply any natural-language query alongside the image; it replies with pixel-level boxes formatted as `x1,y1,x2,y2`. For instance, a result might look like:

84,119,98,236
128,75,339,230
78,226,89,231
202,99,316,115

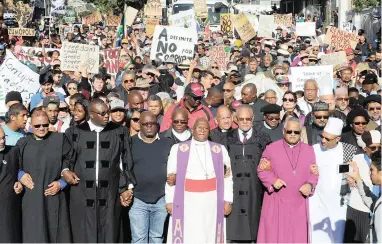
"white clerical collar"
221,129,227,132
192,138,208,145
285,141,300,148
138,132,160,141
172,128,191,141
264,121,278,130
88,120,105,133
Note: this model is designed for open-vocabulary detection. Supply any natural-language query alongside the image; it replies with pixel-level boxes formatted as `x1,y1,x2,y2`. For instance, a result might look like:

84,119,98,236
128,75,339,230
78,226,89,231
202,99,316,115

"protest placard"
194,0,207,17
107,15,121,26
20,46,60,54
220,14,233,38
144,0,162,18
257,15,275,37
169,9,198,43
324,26,359,50
145,18,160,37
274,14,293,27
60,42,100,74
15,53,59,66
209,45,230,71
295,22,316,36
150,26,195,64
124,6,138,27
82,11,102,25
233,13,256,43
290,65,333,92
246,14,258,32
103,49,120,75
8,28,35,36
320,51,347,66
0,51,39,114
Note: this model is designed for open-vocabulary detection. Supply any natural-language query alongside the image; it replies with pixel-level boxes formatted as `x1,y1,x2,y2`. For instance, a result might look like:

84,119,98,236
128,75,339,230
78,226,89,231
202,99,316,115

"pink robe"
257,140,319,243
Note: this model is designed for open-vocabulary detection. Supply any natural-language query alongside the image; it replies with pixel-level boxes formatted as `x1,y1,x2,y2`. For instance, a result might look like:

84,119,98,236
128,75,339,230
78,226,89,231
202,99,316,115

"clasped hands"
19,173,62,196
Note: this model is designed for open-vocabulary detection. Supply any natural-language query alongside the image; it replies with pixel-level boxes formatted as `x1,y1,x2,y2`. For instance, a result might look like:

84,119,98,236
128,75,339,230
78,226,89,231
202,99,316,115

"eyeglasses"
211,66,219,69
33,123,49,128
196,127,209,132
315,116,329,120
282,98,295,102
336,98,349,101
353,121,368,126
131,118,140,123
278,83,290,87
238,117,252,122
285,130,301,135
141,122,157,127
275,72,285,76
173,120,187,125
223,89,233,92
123,79,135,83
266,116,280,121
91,110,110,117
368,107,381,111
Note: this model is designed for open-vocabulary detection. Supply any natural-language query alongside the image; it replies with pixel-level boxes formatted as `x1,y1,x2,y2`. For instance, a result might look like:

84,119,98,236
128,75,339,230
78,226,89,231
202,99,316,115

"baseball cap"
184,83,204,97
110,99,125,111
5,91,23,104
43,95,60,108
122,39,129,44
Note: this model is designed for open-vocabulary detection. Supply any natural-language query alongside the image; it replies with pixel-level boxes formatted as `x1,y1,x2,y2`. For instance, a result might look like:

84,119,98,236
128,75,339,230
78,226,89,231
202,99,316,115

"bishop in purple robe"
257,117,319,243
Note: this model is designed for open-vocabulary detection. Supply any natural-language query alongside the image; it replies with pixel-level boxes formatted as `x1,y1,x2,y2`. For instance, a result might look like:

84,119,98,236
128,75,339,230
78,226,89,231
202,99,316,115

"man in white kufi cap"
309,117,359,243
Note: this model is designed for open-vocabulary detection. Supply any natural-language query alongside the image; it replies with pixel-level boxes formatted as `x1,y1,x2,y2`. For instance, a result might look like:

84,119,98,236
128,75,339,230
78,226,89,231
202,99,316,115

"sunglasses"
368,107,381,111
278,83,290,87
59,107,68,112
173,120,187,125
275,72,285,76
123,79,135,83
315,116,329,120
191,95,203,101
141,122,157,127
238,117,252,122
92,110,109,117
211,66,219,69
33,123,49,128
282,98,295,102
131,118,140,123
223,89,233,92
266,116,280,121
285,130,301,135
336,98,349,101
319,134,336,141
353,121,368,125
369,145,381,151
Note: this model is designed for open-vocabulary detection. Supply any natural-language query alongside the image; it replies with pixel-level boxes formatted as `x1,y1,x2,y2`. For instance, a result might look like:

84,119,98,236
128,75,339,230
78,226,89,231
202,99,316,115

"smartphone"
338,164,351,173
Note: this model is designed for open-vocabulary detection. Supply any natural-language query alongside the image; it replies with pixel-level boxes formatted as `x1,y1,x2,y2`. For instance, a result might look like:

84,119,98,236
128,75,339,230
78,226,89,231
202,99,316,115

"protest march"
0,0,381,243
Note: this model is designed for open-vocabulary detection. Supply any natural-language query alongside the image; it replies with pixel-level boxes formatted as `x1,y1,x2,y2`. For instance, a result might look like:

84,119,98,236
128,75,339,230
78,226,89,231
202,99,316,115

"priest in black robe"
17,110,72,242
0,127,22,243
63,99,135,243
254,104,284,142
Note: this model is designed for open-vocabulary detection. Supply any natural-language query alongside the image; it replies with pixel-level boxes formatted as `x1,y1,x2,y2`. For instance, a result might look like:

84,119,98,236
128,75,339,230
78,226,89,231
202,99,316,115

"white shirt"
172,129,191,142
238,128,253,143
88,120,105,133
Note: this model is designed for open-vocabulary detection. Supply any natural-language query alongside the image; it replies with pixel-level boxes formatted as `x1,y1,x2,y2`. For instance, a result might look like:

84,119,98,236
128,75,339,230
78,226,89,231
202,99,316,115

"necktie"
242,132,248,144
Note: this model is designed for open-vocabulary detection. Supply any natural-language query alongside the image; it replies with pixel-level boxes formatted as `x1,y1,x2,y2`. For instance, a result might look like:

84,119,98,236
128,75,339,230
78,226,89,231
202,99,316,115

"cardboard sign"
209,45,230,71
257,15,275,37
233,13,256,43
296,22,316,36
0,51,39,114
51,0,67,15
290,65,333,92
8,1,34,28
150,26,195,64
15,53,59,66
103,49,121,75
220,14,233,38
324,26,359,50
274,14,293,27
246,14,258,32
124,6,138,27
194,0,207,17
8,28,35,36
144,0,162,18
60,42,100,74
107,15,121,26
169,9,198,43
145,18,160,37
320,51,347,66
82,10,102,25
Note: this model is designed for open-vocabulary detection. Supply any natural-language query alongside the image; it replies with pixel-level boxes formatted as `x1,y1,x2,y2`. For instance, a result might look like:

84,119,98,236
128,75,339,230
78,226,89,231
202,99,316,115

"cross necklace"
195,144,209,179
283,142,301,175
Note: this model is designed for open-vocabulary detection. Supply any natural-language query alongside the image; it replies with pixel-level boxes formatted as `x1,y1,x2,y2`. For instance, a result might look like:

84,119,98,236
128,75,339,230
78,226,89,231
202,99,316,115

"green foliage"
84,0,147,14
353,0,381,12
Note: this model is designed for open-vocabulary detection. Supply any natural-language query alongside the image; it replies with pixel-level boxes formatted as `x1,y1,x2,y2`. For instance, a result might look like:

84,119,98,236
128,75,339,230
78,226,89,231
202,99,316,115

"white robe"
310,143,348,243
165,139,233,243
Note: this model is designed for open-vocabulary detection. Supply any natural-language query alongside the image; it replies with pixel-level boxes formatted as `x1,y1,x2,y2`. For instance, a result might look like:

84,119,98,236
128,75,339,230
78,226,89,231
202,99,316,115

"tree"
353,0,380,12
84,0,147,14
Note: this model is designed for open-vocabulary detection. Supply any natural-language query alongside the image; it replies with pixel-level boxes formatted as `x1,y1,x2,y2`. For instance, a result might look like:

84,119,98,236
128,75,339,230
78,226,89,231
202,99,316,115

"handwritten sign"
296,22,316,36
15,53,59,66
169,9,198,43
124,6,138,27
274,14,292,27
220,14,233,38
107,15,121,26
8,28,35,36
320,51,347,66
258,15,275,37
150,26,195,64
145,18,160,37
60,42,100,74
290,65,333,92
324,26,359,50
233,13,256,43
82,10,102,25
209,45,230,71
0,51,39,114
194,0,207,17
144,0,162,18
104,49,120,75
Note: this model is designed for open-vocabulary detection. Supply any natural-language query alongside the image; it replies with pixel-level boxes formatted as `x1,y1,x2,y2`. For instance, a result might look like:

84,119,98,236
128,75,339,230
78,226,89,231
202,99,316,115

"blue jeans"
129,196,167,243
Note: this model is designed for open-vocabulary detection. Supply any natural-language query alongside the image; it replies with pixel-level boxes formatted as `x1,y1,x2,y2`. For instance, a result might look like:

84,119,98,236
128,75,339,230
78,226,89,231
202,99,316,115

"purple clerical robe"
257,140,318,243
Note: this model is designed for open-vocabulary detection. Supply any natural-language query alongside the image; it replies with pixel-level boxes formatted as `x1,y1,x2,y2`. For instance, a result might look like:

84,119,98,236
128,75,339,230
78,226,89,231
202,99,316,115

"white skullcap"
324,117,343,136
319,86,333,96
357,130,381,149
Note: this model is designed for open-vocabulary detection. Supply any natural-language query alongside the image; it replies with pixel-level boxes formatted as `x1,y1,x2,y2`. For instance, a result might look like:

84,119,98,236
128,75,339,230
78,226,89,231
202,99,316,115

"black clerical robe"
17,133,72,242
0,146,21,242
255,122,284,142
65,121,135,243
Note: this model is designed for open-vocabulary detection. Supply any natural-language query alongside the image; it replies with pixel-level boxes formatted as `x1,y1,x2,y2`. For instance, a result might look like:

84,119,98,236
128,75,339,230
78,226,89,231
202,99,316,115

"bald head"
243,83,257,93
140,111,158,138
31,109,49,121
172,107,188,120
217,105,231,117
128,90,144,109
193,117,209,129
241,84,257,104
216,105,232,130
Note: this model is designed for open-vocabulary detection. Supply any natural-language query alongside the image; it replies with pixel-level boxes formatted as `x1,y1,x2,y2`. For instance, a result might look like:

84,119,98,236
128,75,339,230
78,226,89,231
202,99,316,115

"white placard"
150,25,195,64
60,42,100,74
296,22,316,37
257,15,275,38
290,65,333,92
169,9,198,43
